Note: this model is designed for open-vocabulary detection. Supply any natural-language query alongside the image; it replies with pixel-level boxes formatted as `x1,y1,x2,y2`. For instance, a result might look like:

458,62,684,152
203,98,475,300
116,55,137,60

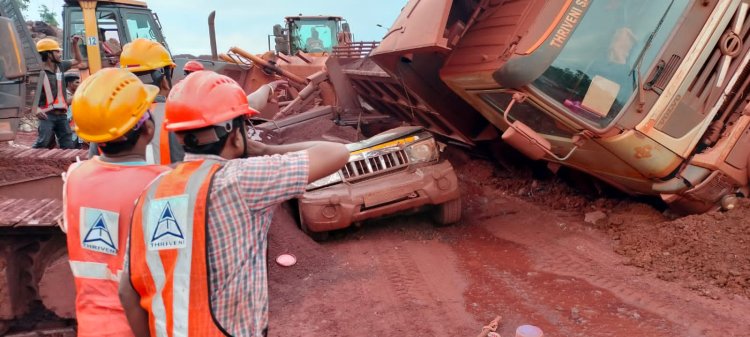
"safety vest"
129,160,228,337
39,70,68,114
149,102,184,165
63,158,170,337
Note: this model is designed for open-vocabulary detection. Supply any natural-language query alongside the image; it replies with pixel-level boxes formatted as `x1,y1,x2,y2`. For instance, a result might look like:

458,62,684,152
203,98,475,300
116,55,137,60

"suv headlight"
307,172,343,190
405,138,438,163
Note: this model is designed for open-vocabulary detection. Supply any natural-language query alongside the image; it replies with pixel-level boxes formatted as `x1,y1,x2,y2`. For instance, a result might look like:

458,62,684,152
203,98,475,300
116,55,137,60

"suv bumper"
299,160,460,232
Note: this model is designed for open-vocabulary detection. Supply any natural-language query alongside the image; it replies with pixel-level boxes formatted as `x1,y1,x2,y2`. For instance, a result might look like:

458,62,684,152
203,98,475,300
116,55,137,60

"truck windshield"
289,19,339,53
531,0,690,128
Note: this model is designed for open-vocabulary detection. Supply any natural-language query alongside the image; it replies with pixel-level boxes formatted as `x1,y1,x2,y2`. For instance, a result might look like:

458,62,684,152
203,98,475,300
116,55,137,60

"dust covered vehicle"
298,126,461,240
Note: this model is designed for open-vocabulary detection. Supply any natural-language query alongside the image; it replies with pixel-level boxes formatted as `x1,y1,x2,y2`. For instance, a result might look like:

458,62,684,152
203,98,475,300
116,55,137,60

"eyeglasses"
133,110,152,131
134,68,169,86
245,116,260,138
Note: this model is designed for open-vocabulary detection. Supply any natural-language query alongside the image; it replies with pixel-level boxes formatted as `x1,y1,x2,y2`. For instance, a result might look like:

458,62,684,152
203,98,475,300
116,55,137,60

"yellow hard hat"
36,38,62,52
119,38,176,73
72,68,159,143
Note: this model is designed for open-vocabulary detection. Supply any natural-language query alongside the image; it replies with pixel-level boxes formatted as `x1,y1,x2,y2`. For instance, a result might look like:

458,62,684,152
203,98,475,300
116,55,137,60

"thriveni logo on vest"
147,195,189,250
80,208,119,255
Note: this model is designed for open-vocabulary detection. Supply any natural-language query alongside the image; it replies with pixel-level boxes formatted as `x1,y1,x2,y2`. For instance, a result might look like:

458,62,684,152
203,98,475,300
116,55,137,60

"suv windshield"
531,0,690,128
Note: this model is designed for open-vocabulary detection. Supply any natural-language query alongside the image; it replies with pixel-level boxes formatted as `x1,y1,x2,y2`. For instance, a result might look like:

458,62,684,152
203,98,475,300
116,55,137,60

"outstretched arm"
247,140,349,182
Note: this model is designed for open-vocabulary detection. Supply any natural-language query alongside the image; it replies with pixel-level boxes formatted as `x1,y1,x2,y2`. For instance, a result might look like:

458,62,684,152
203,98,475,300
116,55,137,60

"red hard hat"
183,60,204,72
165,71,258,131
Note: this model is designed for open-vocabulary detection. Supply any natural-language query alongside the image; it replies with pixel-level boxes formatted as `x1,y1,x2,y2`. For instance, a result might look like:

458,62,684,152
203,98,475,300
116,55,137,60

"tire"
298,210,330,242
433,198,462,227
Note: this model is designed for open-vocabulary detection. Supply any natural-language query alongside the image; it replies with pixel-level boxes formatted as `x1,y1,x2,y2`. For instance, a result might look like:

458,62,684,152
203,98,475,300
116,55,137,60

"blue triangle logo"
83,214,117,250
151,202,184,242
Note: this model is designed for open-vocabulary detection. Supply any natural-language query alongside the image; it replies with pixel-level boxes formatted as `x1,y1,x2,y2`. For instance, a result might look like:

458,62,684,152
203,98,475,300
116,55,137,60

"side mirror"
501,93,583,161
0,17,26,80
502,120,551,161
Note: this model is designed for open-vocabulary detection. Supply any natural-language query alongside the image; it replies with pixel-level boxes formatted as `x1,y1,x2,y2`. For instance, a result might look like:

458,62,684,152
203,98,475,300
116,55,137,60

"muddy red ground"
266,147,750,337
4,128,750,336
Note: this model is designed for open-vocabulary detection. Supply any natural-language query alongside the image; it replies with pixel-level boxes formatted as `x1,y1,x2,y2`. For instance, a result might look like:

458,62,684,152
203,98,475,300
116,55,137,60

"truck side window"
123,12,158,41
480,92,574,138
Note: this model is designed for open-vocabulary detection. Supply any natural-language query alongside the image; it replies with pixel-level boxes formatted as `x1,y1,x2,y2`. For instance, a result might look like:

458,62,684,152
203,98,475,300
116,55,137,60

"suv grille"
341,149,409,180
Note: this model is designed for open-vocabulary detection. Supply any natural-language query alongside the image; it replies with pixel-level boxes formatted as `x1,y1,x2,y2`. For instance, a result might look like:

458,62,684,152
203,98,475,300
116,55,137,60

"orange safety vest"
149,102,173,165
39,70,68,113
129,160,228,337
63,158,169,337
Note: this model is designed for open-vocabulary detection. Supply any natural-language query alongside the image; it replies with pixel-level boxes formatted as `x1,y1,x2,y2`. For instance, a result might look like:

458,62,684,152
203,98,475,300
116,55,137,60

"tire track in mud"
377,243,458,336
480,199,750,337
532,243,746,337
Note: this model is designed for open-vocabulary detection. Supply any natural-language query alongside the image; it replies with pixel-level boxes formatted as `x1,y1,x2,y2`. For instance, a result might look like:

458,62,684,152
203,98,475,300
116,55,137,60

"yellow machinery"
62,0,169,75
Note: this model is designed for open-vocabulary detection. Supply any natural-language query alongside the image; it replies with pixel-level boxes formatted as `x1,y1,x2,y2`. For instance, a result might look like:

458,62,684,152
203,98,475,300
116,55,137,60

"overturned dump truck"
352,0,750,213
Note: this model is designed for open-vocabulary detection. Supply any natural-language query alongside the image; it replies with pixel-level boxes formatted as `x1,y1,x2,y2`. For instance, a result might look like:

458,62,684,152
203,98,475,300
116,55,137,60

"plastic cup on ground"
515,325,543,337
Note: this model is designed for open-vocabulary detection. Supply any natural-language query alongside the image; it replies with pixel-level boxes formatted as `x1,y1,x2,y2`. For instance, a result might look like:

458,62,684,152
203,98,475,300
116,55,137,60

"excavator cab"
275,15,348,55
61,0,169,74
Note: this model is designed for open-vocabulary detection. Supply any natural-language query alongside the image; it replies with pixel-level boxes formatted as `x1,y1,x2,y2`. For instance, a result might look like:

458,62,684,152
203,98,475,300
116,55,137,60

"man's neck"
99,152,147,164
44,61,57,72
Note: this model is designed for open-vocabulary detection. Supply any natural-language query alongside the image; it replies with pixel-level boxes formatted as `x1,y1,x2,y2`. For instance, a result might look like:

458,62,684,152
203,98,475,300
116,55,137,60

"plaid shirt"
186,151,309,336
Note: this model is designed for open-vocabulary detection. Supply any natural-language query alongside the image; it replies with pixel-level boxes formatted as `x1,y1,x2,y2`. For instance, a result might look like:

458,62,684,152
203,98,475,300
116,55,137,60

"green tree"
12,0,30,13
38,5,58,27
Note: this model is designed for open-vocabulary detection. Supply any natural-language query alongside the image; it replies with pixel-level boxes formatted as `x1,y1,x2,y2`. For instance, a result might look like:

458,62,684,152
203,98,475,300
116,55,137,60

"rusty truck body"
350,0,750,213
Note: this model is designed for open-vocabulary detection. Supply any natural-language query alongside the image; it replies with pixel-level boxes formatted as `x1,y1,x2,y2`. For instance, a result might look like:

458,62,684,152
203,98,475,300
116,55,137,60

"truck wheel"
433,198,462,226
298,211,330,242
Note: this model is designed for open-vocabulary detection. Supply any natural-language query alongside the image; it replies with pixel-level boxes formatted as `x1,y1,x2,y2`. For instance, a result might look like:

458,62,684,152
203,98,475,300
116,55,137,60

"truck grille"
340,150,409,180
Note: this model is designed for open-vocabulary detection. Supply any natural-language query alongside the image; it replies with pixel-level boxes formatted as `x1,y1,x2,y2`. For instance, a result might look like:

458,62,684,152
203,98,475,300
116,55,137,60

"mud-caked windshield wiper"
630,0,675,110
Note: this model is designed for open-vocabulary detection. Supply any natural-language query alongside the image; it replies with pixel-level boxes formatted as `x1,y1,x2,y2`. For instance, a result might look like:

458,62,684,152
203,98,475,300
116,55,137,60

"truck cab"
61,0,169,74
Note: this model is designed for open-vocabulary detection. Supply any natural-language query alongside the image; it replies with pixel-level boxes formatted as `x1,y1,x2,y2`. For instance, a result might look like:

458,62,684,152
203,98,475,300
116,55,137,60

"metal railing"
332,41,380,59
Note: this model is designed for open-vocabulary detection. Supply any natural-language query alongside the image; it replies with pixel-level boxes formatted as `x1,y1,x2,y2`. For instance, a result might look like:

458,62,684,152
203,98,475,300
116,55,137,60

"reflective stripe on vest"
39,71,68,113
69,260,122,281
149,103,173,165
130,160,227,337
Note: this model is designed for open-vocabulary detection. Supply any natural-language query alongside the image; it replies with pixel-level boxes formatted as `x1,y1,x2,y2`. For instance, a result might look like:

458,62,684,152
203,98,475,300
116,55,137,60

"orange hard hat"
165,71,258,132
183,60,204,72
36,38,62,52
72,68,159,143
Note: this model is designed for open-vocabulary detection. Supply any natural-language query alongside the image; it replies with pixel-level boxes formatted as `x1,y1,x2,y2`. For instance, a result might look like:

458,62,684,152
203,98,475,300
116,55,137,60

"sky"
23,0,407,55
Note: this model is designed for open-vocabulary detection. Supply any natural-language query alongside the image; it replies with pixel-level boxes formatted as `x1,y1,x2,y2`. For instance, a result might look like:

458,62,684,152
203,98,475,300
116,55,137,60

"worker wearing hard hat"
88,38,184,164
32,37,83,149
182,60,204,76
62,68,170,337
119,71,349,337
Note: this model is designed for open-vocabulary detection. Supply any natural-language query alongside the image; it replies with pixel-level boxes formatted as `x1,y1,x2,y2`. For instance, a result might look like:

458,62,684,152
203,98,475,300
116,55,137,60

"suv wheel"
433,198,461,226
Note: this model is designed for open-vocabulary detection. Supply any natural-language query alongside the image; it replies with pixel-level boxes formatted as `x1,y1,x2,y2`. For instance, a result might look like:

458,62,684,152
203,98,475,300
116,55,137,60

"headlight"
307,172,343,190
405,138,438,163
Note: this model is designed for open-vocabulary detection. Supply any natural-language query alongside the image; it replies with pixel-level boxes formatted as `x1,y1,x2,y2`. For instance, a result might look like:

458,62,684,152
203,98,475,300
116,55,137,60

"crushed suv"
298,126,461,240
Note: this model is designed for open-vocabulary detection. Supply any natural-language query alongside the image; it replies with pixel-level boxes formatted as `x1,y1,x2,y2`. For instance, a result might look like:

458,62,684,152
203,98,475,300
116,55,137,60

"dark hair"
98,116,152,155
179,117,244,155
40,51,53,62
64,74,80,87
